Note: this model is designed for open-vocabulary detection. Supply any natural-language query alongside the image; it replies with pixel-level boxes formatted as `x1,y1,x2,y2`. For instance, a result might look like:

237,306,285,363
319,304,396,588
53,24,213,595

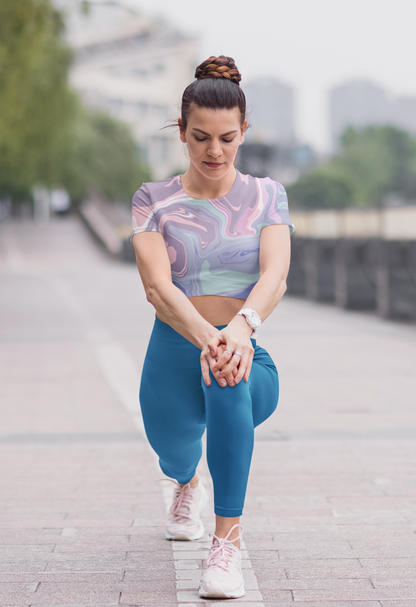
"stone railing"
288,206,416,320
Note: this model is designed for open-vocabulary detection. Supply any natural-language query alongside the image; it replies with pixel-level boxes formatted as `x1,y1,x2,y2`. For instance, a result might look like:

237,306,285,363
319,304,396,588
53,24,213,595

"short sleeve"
262,179,296,235
131,183,161,240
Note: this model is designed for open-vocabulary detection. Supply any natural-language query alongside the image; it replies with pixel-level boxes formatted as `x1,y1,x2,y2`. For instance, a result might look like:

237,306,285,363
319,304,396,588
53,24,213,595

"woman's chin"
193,162,234,181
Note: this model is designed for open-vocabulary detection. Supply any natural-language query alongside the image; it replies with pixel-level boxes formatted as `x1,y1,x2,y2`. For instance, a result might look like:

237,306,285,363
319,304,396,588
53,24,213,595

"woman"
131,55,294,599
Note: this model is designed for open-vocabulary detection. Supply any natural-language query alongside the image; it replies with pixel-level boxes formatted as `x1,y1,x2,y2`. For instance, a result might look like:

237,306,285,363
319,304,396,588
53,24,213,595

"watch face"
249,313,261,329
243,309,261,329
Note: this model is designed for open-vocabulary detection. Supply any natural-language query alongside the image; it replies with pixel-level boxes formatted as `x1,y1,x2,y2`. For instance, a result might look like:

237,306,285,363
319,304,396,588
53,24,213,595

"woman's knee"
250,348,279,426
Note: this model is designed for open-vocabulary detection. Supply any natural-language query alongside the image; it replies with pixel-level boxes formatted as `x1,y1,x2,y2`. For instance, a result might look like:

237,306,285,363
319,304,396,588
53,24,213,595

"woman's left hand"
208,316,254,386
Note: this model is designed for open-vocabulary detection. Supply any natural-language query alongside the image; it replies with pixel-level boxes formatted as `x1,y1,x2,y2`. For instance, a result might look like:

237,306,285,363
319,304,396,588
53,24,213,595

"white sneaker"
199,524,245,599
165,480,208,541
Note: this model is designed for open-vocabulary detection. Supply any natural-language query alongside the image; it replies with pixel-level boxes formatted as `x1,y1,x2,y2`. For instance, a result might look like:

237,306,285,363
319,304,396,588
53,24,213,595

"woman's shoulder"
132,175,183,206
235,171,287,198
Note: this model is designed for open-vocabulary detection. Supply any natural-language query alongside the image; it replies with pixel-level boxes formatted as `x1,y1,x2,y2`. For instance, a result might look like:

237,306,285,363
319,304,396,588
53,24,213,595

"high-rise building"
242,78,295,145
330,80,416,151
56,1,198,180
330,80,386,151
237,78,315,184
388,97,416,136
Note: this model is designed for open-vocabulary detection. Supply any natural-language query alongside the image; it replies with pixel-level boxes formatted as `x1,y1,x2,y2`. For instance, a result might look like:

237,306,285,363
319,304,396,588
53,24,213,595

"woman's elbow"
144,284,158,306
144,279,171,308
273,277,287,305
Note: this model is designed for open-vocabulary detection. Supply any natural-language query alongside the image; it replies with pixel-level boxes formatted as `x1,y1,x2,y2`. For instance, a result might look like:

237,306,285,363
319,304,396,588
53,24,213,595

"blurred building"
55,1,198,180
243,78,295,145
238,78,313,184
330,80,416,151
237,142,316,185
388,96,416,136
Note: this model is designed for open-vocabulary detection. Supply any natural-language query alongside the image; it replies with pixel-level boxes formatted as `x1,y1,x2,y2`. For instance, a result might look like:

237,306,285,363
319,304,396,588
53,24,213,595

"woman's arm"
208,223,291,384
132,231,218,350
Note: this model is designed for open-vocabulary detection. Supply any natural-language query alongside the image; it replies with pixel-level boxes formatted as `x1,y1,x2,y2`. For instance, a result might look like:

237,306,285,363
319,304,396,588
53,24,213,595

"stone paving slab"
1,219,416,606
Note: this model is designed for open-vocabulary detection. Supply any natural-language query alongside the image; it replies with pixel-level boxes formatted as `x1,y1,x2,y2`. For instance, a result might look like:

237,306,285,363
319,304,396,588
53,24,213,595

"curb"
79,198,135,262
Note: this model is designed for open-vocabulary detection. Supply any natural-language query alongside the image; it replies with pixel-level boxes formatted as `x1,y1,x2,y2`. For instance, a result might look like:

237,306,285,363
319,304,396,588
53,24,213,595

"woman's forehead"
187,105,241,129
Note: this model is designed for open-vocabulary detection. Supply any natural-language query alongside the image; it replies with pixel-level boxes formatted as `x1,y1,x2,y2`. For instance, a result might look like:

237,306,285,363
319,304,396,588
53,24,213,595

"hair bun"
195,55,242,85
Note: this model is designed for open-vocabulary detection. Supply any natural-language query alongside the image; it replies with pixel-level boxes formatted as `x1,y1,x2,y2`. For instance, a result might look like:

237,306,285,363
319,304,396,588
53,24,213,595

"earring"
239,141,243,145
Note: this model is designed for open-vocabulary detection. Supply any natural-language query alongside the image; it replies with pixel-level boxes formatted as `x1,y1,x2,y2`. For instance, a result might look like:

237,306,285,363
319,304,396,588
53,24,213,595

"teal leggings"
139,317,279,517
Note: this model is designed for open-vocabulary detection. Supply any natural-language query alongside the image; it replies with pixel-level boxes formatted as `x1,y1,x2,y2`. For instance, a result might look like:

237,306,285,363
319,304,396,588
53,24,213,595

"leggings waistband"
146,316,257,370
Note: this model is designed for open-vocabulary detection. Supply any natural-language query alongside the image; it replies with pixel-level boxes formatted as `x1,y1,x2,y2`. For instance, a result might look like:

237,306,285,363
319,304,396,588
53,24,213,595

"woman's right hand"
201,341,238,388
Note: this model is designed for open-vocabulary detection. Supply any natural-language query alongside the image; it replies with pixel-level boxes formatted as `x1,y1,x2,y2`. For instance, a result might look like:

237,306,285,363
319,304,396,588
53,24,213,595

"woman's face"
181,105,247,181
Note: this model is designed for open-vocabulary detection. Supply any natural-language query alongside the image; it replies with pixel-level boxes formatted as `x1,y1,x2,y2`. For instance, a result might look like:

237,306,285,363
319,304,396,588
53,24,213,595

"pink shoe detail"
164,480,208,541
199,524,245,598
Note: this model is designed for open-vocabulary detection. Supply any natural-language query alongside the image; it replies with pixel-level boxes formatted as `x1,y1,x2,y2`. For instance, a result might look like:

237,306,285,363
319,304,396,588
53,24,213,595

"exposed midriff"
188,295,245,326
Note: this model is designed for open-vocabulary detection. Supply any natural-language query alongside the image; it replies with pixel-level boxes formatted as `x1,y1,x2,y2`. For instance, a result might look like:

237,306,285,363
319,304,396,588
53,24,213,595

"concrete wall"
287,207,416,320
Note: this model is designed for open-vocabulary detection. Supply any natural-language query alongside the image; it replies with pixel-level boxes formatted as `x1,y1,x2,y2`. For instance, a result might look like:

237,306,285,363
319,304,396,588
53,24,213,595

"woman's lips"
203,162,223,168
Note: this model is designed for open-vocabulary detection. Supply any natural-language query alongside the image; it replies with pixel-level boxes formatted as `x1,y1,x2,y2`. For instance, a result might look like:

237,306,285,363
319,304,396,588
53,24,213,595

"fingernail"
210,350,214,356
230,381,235,386
219,373,224,378
221,381,226,387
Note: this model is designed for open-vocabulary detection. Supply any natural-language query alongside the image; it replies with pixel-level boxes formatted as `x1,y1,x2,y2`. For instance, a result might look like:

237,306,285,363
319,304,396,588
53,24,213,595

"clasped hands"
200,320,254,388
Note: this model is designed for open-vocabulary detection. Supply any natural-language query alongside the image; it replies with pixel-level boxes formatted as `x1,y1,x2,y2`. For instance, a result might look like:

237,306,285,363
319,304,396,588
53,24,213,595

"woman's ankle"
180,473,199,489
214,516,241,548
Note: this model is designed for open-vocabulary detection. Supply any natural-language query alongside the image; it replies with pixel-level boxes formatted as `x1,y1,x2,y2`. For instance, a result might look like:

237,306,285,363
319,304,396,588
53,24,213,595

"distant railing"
288,206,416,320
290,206,416,240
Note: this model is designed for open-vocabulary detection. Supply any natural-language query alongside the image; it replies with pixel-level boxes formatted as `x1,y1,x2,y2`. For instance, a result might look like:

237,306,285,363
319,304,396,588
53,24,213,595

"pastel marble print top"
131,170,295,299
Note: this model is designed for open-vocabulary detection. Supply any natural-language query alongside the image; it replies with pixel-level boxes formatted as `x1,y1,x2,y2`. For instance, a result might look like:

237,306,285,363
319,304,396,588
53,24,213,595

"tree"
0,0,151,205
334,126,416,205
55,104,151,204
0,0,75,200
287,126,416,209
287,171,353,209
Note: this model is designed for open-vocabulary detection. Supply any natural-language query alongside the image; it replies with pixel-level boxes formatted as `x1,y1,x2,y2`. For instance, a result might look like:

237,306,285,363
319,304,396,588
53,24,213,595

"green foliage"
288,126,416,209
0,0,151,204
334,126,416,204
287,171,353,209
55,104,152,203
0,0,75,199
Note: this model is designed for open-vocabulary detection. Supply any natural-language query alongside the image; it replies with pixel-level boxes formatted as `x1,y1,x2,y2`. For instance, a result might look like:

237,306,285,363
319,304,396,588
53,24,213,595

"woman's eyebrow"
192,128,238,136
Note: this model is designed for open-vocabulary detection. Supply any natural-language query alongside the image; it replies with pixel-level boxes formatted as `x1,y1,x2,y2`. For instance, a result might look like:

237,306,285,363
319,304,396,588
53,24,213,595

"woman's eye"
194,137,207,142
222,138,234,143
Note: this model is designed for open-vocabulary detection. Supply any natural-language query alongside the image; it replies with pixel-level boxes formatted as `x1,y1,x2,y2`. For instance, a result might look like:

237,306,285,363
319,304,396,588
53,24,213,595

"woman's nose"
207,141,222,157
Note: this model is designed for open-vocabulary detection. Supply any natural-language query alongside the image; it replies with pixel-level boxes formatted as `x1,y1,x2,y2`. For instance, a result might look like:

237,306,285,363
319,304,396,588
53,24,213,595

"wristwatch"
237,308,262,338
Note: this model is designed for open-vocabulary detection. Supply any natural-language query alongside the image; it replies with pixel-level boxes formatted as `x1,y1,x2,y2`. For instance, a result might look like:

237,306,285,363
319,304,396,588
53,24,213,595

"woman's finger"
208,356,228,387
212,345,237,372
234,348,254,384
218,350,244,377
200,353,212,386
207,333,223,358
244,350,254,382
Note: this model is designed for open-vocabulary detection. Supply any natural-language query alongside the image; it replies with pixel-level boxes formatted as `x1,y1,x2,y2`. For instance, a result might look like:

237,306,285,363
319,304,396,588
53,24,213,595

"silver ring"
225,348,234,355
234,351,242,357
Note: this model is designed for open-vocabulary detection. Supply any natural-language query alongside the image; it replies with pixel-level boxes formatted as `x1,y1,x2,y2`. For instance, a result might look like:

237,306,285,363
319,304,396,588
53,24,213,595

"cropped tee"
131,170,295,299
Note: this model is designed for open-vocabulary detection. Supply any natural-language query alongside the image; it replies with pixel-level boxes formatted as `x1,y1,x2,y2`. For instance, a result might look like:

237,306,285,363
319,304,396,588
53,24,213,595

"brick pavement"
0,218,415,607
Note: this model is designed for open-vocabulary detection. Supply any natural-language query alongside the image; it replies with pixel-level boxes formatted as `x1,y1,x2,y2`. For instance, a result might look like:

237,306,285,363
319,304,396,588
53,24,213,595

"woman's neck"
181,165,237,200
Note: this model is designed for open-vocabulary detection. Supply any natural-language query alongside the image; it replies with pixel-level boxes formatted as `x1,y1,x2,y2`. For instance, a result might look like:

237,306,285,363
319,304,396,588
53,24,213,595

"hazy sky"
121,0,416,152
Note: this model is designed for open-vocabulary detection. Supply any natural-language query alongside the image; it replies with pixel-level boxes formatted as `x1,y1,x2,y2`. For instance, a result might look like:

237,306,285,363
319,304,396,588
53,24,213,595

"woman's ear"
240,119,248,144
178,118,186,143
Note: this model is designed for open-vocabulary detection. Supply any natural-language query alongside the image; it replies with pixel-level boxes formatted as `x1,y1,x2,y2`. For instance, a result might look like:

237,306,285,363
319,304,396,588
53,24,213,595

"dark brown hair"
180,55,246,132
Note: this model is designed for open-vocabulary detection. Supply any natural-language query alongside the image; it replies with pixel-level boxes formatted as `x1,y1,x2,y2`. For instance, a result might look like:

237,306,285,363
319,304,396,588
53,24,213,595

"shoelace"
205,524,243,572
158,478,195,524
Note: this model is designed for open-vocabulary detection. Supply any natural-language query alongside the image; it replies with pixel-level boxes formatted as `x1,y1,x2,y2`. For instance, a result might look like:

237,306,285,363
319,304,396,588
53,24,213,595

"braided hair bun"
179,54,246,131
195,56,242,86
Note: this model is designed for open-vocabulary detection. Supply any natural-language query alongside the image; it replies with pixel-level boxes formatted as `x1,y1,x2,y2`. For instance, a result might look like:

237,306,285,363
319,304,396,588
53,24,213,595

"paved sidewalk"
0,218,415,607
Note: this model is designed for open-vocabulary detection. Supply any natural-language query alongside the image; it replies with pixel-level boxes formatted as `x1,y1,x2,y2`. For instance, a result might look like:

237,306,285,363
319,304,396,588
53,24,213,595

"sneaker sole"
198,584,245,598
165,520,204,541
165,482,208,541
